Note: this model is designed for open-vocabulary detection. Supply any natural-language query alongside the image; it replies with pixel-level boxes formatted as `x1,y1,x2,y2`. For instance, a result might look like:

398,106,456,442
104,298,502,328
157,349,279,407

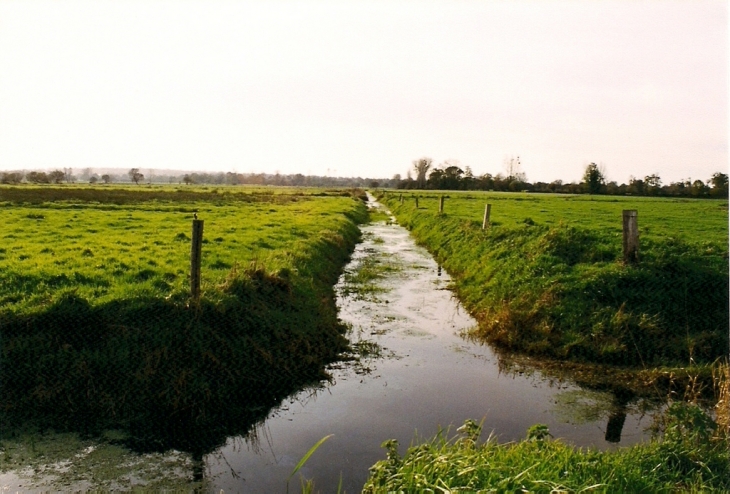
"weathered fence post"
439,196,445,214
622,210,638,264
415,196,419,208
191,217,204,300
399,193,403,202
482,203,492,230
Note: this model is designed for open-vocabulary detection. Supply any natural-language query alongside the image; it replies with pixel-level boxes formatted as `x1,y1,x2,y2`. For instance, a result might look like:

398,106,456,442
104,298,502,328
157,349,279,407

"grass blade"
287,434,334,493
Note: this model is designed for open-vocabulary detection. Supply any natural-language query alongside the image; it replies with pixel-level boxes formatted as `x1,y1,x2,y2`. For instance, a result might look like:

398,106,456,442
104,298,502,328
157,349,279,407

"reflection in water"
1,301,344,490
493,351,684,445
1,194,685,491
0,380,312,491
204,195,668,492
192,451,205,485
605,389,634,443
606,408,628,443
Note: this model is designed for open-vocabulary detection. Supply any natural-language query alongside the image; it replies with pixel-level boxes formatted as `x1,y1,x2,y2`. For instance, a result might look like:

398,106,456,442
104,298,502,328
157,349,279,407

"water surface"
206,197,654,492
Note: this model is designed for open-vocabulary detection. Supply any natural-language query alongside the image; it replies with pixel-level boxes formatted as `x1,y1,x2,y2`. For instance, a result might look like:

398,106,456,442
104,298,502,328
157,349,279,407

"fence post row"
622,210,638,264
482,204,491,230
191,217,204,300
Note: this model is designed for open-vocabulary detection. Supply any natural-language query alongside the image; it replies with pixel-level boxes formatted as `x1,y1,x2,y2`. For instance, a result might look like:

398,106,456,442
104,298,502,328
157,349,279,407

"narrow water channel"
206,196,656,493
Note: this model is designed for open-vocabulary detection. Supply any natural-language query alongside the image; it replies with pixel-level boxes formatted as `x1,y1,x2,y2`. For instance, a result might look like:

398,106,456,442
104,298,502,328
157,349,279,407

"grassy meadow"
1,185,364,315
0,185,368,454
381,191,728,369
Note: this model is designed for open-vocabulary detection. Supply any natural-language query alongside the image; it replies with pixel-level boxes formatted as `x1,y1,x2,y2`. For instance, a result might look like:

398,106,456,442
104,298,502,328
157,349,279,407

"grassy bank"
380,192,728,369
0,185,368,455
364,360,730,492
364,398,730,492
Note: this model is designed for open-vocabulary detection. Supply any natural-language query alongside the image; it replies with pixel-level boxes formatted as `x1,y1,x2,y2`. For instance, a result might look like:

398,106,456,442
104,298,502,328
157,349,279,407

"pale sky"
0,1,727,184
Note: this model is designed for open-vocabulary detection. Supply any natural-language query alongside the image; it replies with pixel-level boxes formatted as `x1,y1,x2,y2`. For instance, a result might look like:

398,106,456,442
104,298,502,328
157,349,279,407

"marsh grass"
0,431,205,491
363,407,730,493
367,207,392,223
714,361,730,438
340,246,402,302
382,193,728,369
361,364,730,493
0,186,368,456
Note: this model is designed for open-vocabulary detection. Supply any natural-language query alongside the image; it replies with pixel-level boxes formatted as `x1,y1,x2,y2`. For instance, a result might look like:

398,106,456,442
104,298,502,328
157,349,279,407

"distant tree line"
0,168,400,189
393,158,729,199
2,162,727,198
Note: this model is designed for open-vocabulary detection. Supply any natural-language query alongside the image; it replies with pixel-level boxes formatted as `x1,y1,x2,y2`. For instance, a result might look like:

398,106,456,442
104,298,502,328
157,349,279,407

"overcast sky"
0,1,726,184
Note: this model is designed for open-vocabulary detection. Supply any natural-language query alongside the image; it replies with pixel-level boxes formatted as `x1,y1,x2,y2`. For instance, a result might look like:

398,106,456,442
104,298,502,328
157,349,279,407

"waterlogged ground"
204,196,657,493
0,433,203,492
1,195,662,492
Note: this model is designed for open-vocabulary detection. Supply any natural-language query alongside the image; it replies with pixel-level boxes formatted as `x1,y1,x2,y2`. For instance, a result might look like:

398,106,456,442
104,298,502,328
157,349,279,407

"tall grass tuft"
363,411,730,493
715,360,730,439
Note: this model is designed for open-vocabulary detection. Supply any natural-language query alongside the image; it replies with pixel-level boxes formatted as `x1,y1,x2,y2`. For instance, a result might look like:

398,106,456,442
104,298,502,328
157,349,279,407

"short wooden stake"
439,196,445,213
622,210,638,264
415,196,419,208
482,203,492,230
191,218,204,300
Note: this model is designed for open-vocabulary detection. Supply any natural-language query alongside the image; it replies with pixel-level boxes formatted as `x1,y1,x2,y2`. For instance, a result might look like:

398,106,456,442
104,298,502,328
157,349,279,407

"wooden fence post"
191,217,204,300
415,196,419,208
439,196,445,214
622,210,638,264
482,203,492,230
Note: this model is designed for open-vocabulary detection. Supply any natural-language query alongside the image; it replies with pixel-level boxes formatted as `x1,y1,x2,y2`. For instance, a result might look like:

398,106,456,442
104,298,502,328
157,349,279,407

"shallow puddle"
205,195,657,492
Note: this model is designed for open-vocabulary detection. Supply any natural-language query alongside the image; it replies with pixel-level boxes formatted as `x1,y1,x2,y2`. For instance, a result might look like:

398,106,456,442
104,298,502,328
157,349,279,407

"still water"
206,197,654,492
0,196,657,492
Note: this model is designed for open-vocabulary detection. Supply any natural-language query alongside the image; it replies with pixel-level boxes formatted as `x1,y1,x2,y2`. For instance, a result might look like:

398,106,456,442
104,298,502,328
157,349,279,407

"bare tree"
413,157,432,189
128,168,144,185
49,170,66,184
27,171,50,183
504,156,522,182
0,172,23,184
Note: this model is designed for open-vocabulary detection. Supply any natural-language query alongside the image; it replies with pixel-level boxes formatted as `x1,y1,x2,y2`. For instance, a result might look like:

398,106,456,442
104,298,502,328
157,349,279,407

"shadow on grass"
0,266,349,464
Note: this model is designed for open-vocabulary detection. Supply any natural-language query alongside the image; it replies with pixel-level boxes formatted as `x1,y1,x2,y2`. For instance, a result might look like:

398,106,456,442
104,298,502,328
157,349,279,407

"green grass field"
0,185,364,315
0,185,368,455
388,191,728,246
382,191,728,368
